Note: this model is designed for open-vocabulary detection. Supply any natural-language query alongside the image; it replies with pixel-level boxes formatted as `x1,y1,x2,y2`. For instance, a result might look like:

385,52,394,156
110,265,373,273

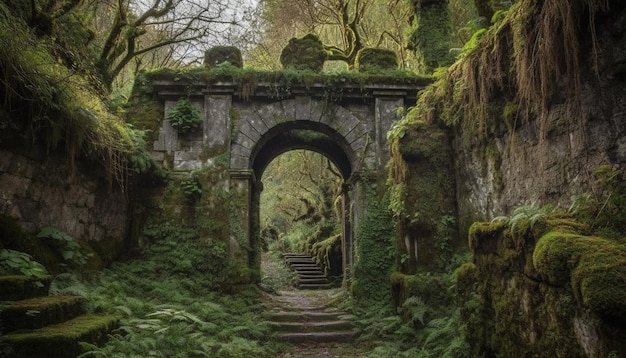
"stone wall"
458,220,626,357
0,150,128,257
454,4,626,229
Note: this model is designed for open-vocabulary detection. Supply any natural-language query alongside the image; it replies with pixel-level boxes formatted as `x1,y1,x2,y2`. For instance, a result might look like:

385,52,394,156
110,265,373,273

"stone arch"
230,98,366,283
148,77,418,284
230,97,375,174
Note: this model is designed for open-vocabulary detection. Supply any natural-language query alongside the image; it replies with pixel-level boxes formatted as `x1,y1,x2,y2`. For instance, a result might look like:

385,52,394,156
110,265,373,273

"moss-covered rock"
459,217,626,357
533,231,626,323
0,275,52,301
3,314,120,358
308,233,342,278
407,0,455,72
204,46,243,68
355,48,398,73
279,34,327,72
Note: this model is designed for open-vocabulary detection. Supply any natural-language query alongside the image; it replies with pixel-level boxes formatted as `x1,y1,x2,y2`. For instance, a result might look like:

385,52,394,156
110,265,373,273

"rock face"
0,150,128,257
454,2,626,228
449,2,626,357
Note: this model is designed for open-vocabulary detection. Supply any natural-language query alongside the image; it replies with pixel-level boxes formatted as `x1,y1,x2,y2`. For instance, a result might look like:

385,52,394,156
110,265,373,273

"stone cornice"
153,80,427,102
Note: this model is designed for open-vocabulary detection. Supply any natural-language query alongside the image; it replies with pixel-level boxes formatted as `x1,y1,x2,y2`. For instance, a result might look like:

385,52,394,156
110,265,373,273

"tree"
6,0,249,92
93,0,244,89
250,0,415,69
260,150,342,249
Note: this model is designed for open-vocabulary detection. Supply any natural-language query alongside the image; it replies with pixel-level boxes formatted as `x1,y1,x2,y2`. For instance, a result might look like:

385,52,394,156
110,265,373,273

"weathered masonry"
148,78,425,281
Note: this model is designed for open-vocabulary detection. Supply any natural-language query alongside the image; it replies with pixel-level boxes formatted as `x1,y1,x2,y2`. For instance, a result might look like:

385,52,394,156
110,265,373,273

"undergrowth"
351,256,470,358
50,222,283,357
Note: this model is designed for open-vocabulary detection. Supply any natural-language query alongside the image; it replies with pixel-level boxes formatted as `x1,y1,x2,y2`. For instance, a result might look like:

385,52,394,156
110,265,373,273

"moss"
279,34,327,72
0,275,52,301
351,181,396,307
391,271,453,313
407,0,455,72
468,221,507,253
204,46,243,68
462,214,626,357
125,72,164,144
309,233,342,278
355,48,398,73
533,230,626,323
3,314,119,357
388,120,458,272
0,296,86,331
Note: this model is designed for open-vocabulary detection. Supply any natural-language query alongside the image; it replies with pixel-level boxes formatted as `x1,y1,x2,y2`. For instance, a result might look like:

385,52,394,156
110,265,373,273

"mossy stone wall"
458,219,626,357
388,120,458,273
350,175,396,307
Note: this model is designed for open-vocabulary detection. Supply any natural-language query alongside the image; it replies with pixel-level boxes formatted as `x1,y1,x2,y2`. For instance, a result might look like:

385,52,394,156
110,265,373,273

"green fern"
0,249,48,278
400,296,429,327
37,227,87,266
167,98,202,133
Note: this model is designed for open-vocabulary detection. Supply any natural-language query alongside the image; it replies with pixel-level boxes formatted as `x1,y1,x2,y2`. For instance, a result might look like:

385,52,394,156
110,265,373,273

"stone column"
374,96,404,171
341,182,353,285
229,169,254,281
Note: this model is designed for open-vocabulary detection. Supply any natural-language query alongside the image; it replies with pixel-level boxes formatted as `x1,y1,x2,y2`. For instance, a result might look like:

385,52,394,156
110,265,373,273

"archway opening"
259,150,344,287
248,122,355,289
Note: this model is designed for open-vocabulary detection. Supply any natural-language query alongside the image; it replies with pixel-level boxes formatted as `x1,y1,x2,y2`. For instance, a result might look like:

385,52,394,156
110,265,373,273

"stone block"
257,102,284,129
230,154,248,170
238,121,261,142
294,96,313,121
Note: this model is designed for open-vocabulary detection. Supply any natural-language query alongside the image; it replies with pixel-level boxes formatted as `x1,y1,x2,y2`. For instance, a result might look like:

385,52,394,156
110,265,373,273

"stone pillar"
204,95,232,149
341,182,353,285
229,169,255,280
374,97,404,171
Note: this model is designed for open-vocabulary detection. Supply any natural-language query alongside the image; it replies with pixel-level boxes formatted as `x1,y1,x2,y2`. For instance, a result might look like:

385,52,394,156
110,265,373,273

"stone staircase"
283,253,332,289
271,309,356,344
0,275,119,358
266,287,357,345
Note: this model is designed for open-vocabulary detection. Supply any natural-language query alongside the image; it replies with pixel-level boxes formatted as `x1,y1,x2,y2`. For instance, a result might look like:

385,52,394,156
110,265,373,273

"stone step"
0,275,52,301
293,266,323,272
296,273,326,279
279,330,357,343
2,314,120,358
298,277,330,285
298,283,332,290
0,296,86,332
283,253,310,258
272,320,353,332
298,272,326,278
290,263,318,269
286,257,315,264
270,311,344,322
